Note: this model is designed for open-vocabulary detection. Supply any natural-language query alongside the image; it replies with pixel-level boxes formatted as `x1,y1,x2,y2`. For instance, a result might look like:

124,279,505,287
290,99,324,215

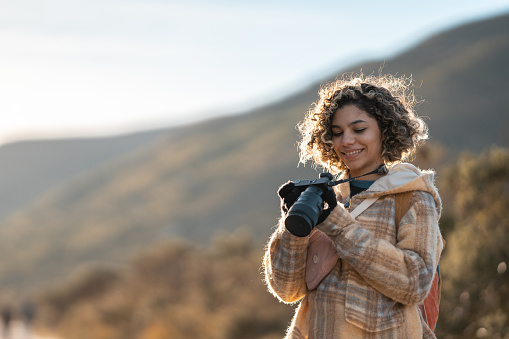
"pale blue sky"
1,0,508,144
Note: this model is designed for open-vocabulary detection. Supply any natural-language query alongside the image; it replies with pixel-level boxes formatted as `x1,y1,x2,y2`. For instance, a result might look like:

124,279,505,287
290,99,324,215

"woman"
264,73,444,338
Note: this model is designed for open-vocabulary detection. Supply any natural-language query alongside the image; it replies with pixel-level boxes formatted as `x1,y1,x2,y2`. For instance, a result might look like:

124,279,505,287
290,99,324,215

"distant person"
264,73,444,338
21,301,36,329
1,305,13,338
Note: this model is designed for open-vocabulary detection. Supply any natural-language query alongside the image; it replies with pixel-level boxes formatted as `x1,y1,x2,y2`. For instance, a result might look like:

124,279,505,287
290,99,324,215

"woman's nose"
342,131,355,146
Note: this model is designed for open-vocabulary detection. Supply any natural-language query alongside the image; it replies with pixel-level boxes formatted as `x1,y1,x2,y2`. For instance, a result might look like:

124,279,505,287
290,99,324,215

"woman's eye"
355,128,366,133
332,131,343,137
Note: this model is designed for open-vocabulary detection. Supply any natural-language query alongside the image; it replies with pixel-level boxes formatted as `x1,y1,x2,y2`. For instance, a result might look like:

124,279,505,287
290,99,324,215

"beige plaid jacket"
264,164,444,338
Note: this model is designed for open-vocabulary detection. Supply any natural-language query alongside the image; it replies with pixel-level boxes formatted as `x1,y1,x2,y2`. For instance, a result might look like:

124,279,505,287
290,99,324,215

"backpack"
306,192,442,331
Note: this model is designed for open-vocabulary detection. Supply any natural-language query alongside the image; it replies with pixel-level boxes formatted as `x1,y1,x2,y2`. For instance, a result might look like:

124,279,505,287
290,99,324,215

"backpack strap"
394,191,412,227
349,197,379,219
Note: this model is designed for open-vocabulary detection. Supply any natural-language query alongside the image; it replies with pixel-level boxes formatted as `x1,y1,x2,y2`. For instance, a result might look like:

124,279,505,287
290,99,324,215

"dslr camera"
285,173,334,237
284,164,387,237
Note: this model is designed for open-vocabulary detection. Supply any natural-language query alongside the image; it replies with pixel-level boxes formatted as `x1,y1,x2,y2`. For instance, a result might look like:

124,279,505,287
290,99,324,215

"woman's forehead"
332,105,375,126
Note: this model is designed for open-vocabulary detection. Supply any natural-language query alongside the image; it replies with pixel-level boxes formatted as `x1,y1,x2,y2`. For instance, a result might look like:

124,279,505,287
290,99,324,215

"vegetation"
34,230,294,339
436,147,509,339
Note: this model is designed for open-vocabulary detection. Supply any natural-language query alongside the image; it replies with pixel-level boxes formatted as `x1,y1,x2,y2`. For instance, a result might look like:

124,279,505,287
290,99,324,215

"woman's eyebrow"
331,119,367,129
348,119,367,127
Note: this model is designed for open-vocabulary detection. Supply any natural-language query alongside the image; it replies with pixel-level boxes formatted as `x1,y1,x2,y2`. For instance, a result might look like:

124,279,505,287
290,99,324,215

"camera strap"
331,164,388,186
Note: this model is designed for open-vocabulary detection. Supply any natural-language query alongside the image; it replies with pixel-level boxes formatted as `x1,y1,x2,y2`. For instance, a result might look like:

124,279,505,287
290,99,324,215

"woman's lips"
342,149,363,159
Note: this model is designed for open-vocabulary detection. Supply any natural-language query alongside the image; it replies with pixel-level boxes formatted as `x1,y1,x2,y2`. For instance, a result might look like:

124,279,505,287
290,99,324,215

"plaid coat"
264,163,444,338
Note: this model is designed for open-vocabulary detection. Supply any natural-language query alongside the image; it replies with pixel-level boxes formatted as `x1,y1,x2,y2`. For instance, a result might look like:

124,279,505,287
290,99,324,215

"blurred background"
0,1,508,338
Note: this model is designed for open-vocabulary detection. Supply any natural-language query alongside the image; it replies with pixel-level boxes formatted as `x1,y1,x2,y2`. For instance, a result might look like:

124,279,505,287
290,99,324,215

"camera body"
285,173,334,237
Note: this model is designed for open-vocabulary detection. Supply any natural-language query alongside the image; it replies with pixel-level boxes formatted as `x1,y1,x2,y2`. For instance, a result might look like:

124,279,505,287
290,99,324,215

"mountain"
0,129,169,221
0,12,508,292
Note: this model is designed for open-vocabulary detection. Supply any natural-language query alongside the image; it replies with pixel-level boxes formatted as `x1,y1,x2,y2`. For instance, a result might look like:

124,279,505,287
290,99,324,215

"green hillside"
0,12,508,292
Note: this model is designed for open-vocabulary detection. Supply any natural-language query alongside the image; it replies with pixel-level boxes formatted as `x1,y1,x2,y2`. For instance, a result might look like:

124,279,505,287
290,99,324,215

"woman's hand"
277,181,303,217
317,187,338,224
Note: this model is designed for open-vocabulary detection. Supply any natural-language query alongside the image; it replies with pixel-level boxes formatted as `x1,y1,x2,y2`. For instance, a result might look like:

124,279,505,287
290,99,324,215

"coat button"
313,255,319,264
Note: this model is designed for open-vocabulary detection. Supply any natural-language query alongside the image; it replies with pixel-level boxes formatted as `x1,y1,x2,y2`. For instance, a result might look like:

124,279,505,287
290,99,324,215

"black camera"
284,173,334,237
284,164,388,237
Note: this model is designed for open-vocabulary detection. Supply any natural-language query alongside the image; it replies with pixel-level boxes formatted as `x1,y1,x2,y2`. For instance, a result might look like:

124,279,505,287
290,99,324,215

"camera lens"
285,185,324,237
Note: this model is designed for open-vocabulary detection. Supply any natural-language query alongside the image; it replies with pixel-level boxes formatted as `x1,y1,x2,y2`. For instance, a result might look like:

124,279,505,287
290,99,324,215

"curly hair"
297,73,429,173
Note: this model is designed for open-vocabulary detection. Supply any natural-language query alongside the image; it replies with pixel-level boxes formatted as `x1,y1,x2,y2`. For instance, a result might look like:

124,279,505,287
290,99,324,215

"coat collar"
333,163,441,215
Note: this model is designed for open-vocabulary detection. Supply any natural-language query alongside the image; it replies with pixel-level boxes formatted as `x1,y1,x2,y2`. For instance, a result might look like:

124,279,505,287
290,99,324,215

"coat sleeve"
263,220,309,303
316,191,442,305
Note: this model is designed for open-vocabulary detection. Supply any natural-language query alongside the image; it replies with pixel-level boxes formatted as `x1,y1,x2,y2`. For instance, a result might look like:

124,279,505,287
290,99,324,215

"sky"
1,0,509,144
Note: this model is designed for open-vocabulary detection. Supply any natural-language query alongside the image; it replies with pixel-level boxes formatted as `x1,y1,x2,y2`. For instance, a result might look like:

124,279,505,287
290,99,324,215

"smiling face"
331,104,384,179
